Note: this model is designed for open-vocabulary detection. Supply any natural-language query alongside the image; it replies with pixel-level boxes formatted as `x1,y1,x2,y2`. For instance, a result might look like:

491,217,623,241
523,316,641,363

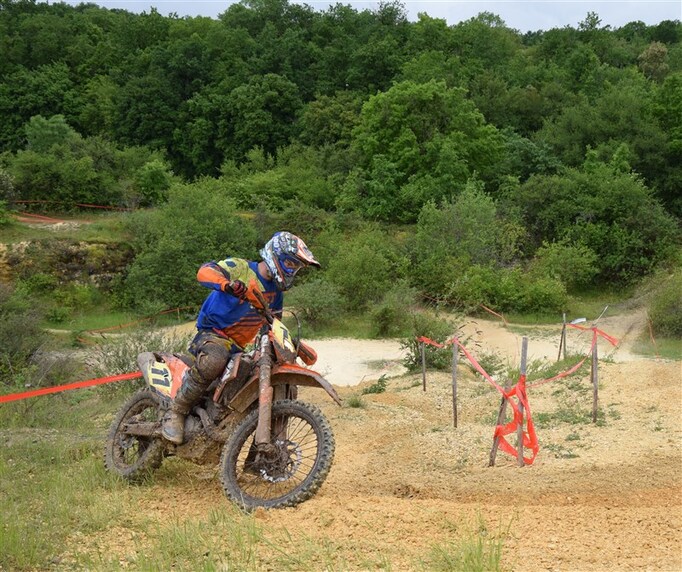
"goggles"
280,255,305,276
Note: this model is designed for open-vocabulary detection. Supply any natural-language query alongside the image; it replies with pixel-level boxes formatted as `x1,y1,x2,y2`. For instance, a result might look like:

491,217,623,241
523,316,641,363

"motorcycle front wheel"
104,388,165,482
219,399,335,510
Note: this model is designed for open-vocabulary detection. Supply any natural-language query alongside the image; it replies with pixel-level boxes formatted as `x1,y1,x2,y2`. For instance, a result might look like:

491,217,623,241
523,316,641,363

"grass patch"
1,404,507,571
361,375,388,395
535,406,606,428
419,516,506,572
2,211,133,244
544,443,579,459
42,305,198,337
632,332,682,360
344,395,366,408
0,430,135,571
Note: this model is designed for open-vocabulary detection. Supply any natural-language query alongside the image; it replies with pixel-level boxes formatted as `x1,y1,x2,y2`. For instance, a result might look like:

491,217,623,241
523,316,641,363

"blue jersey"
195,258,283,348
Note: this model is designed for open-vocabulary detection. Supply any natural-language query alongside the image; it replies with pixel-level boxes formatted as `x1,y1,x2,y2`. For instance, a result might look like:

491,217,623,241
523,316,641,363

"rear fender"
137,351,190,399
228,363,342,413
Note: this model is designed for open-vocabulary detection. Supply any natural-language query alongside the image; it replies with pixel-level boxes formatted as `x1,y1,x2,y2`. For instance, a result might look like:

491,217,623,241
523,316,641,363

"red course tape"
0,371,143,404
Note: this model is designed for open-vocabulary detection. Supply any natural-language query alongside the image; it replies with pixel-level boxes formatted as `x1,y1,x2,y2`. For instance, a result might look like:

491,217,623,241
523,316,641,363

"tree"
342,80,503,221
537,72,668,186
652,72,682,214
25,114,79,153
297,91,363,148
510,163,678,283
0,62,79,151
638,42,670,81
226,73,302,161
123,179,259,310
323,225,406,310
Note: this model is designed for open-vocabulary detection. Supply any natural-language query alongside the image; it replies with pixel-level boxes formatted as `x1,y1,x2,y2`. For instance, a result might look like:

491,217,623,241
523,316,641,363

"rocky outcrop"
2,239,134,288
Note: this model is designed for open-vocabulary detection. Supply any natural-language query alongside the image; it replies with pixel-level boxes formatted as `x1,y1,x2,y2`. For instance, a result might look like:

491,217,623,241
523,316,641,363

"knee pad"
192,340,231,384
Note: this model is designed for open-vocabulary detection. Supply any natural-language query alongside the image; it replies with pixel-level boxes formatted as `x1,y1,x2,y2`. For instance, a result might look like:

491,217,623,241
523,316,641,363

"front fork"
255,333,274,447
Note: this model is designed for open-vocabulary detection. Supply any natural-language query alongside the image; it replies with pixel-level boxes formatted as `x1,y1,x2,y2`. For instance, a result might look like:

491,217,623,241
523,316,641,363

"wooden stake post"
557,312,566,362
488,377,512,467
591,340,599,423
517,337,528,467
489,337,528,467
451,342,458,428
420,341,427,392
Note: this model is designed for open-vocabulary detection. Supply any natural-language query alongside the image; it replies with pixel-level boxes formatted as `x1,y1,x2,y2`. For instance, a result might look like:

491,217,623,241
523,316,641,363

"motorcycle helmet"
260,231,320,291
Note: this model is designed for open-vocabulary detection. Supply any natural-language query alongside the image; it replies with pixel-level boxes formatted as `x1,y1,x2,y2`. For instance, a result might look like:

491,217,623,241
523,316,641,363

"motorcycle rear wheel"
104,388,165,482
219,399,335,510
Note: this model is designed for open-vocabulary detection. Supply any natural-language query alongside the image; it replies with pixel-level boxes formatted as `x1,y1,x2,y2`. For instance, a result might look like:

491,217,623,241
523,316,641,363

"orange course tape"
0,371,143,404
418,326,615,465
450,339,539,464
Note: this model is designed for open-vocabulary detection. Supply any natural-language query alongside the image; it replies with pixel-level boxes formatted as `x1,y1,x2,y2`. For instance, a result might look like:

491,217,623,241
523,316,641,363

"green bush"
131,159,173,207
324,227,407,311
122,179,258,310
89,327,188,400
16,273,59,294
371,283,418,337
0,285,46,386
412,181,526,298
0,168,16,202
512,165,679,285
0,199,13,226
285,278,346,327
361,375,387,395
649,270,682,337
449,265,567,314
401,311,458,372
532,240,598,291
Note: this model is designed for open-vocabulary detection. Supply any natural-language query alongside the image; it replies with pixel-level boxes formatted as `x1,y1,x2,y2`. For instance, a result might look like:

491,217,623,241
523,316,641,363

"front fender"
228,363,342,413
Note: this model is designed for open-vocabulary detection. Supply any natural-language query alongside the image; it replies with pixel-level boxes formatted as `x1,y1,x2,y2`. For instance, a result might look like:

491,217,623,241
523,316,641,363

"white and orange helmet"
260,231,320,290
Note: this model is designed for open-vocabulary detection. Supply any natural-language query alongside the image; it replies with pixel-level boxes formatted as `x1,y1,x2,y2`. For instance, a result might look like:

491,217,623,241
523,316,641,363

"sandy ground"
308,308,648,386
75,310,681,570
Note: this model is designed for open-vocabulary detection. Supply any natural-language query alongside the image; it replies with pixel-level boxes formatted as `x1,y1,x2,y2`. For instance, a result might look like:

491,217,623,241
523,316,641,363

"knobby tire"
219,400,335,510
104,388,164,482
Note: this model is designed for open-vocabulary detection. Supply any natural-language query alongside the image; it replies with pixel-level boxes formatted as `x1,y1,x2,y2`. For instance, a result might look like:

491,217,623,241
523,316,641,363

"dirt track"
113,312,681,571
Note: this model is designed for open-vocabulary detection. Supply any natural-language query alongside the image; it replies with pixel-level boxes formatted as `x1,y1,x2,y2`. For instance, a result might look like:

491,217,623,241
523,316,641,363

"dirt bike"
104,295,341,510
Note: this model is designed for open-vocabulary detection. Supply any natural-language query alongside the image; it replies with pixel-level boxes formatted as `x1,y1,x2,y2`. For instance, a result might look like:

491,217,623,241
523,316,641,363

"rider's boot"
161,370,205,445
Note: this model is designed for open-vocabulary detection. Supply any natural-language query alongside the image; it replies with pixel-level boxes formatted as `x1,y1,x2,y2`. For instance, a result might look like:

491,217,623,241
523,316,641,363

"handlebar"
251,287,274,325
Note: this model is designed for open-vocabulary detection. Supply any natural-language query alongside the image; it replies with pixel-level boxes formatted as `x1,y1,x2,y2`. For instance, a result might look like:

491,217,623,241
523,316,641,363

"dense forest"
0,0,680,337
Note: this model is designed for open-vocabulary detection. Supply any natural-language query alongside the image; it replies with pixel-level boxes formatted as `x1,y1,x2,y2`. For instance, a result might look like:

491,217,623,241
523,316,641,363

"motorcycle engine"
174,414,222,465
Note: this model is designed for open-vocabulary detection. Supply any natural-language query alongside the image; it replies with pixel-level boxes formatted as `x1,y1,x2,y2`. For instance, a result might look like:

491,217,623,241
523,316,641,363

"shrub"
511,165,679,285
412,181,525,298
401,311,459,372
449,265,567,314
16,273,59,294
324,227,407,311
532,240,598,291
0,200,12,226
122,179,258,310
0,284,46,386
131,159,173,206
285,278,346,327
0,168,16,202
649,270,682,337
371,282,418,337
88,327,187,400
361,375,387,395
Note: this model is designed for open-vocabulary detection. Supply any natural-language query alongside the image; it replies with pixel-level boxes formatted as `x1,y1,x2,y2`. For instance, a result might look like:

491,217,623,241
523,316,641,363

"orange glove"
244,279,266,310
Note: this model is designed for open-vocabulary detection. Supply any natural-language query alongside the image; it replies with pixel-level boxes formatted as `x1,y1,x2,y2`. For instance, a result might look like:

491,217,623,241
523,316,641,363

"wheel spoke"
105,390,163,480
222,402,333,508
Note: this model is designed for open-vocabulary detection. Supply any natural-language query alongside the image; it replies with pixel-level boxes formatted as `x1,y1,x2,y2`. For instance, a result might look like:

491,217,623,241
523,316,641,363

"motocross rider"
161,231,321,445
